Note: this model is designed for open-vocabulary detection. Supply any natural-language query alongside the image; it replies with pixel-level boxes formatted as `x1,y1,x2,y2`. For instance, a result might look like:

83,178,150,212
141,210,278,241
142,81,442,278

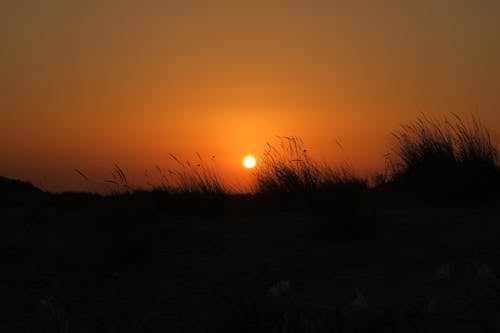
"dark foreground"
2,180,500,332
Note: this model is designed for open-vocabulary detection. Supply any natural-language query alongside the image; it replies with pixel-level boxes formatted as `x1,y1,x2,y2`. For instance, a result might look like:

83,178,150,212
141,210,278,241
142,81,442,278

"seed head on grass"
105,164,132,194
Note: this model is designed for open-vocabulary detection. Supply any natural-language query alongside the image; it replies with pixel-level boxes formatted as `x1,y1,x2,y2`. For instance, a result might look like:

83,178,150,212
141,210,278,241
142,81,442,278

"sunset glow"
0,1,499,192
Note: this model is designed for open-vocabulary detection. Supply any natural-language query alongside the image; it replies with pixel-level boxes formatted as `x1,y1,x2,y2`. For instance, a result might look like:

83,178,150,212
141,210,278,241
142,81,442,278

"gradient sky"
1,0,500,192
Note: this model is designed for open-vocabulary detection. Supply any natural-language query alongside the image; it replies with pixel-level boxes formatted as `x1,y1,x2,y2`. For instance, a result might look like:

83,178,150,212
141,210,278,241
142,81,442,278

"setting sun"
243,155,257,169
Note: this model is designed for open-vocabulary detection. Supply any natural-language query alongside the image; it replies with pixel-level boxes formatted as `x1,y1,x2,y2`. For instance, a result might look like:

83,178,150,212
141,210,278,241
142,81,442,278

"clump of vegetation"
37,297,70,333
252,136,368,217
389,114,499,198
166,153,227,196
99,155,227,196
254,136,366,196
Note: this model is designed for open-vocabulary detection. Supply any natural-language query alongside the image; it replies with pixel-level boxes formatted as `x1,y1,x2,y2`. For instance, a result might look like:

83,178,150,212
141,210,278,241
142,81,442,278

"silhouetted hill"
0,176,46,204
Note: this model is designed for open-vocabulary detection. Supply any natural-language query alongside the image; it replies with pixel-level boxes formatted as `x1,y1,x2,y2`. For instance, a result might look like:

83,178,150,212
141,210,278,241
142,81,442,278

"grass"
105,164,132,193
3,114,500,332
73,113,499,216
254,136,367,201
388,114,500,199
89,141,368,216
166,153,227,196
72,114,499,206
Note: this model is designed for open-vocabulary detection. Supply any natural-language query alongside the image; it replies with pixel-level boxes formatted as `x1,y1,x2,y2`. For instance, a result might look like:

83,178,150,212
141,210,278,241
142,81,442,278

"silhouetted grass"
166,153,227,196
250,136,369,221
100,154,227,197
389,114,500,199
105,164,132,194
254,136,360,194
132,154,228,216
254,136,367,196
59,114,500,212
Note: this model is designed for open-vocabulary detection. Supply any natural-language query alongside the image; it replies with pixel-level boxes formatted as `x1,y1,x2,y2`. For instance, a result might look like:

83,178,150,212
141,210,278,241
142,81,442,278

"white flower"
433,264,451,281
427,297,439,314
280,280,291,293
341,289,368,315
269,280,292,298
269,285,281,298
350,289,368,309
477,264,496,279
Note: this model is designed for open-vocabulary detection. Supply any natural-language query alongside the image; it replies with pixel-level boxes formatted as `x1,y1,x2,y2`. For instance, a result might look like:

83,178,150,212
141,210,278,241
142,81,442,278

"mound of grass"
389,114,499,199
253,136,367,211
255,136,366,194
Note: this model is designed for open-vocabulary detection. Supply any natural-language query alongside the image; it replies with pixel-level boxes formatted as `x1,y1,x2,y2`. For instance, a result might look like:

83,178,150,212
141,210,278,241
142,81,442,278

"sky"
1,0,500,192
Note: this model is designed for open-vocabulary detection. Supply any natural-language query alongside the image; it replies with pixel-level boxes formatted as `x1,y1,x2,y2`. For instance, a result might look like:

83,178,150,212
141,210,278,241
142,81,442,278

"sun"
243,155,257,169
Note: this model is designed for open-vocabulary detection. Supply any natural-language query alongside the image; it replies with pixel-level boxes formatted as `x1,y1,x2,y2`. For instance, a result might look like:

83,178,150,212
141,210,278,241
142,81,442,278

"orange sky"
1,1,500,192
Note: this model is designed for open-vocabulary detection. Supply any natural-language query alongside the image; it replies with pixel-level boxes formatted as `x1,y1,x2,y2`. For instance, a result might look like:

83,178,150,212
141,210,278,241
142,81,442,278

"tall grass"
254,136,367,196
105,164,132,193
90,154,226,197
166,153,227,195
389,114,499,196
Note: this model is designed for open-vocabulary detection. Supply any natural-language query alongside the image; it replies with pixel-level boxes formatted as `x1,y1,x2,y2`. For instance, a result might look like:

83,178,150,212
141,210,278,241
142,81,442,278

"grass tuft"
389,114,499,198
252,136,368,214
254,136,366,195
166,153,227,196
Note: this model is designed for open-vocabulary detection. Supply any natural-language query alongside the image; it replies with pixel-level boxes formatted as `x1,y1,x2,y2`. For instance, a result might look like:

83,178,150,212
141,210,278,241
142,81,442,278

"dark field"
2,179,500,332
160,197,500,332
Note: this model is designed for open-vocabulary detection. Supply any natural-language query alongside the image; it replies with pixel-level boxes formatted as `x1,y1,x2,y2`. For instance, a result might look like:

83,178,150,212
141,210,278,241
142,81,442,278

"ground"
2,184,500,332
